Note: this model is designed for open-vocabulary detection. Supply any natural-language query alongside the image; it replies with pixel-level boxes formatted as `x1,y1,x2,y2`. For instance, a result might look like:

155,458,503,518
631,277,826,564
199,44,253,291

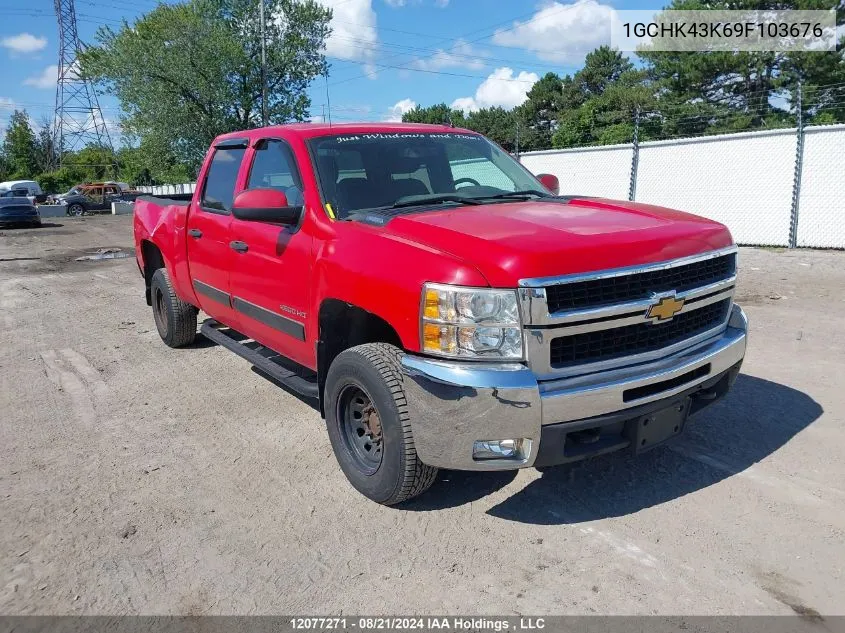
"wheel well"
141,240,165,305
317,299,403,415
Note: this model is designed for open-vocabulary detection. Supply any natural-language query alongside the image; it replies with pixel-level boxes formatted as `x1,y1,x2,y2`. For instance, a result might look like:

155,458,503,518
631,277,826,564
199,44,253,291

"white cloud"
412,39,486,71
24,65,58,89
317,0,379,78
385,98,417,122
434,0,449,6
450,67,539,114
492,0,616,64
1,33,47,54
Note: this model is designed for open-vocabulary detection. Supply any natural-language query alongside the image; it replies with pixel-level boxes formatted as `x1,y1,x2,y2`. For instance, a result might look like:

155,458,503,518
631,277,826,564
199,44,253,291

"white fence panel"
520,145,633,200
796,125,845,248
136,183,196,196
636,130,797,247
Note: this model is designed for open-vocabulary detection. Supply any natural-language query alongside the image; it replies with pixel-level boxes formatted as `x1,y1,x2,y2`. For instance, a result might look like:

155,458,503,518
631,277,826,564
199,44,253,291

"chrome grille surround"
518,246,738,380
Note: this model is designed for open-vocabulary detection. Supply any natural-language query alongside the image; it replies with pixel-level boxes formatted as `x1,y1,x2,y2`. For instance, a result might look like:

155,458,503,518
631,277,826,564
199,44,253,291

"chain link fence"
521,123,845,249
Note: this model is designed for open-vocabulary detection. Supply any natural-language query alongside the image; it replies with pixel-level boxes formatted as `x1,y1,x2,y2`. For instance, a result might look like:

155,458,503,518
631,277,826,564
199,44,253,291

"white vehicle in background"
0,180,44,204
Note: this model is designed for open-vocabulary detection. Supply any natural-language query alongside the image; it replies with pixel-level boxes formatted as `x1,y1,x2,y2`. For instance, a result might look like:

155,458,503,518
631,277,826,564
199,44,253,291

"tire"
67,203,85,216
150,267,197,348
325,343,437,505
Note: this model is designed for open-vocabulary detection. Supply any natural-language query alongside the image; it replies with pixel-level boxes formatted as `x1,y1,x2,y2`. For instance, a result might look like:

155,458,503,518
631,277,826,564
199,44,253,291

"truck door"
185,142,247,328
228,137,314,368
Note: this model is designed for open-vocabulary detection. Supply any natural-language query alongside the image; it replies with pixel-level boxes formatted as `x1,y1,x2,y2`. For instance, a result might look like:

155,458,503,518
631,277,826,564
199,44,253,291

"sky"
0,0,656,140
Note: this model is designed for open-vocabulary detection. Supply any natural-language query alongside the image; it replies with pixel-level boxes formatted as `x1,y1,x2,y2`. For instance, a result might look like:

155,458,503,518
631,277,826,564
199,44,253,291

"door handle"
230,240,249,253
188,228,203,238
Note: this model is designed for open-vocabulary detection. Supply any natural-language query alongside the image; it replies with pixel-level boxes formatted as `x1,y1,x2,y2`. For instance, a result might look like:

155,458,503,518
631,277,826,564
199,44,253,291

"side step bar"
200,319,319,399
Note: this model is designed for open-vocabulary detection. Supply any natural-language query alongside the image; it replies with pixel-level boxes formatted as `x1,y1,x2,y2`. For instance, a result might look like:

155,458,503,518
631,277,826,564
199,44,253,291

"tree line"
1,0,331,192
405,0,845,152
1,0,842,189
0,110,167,193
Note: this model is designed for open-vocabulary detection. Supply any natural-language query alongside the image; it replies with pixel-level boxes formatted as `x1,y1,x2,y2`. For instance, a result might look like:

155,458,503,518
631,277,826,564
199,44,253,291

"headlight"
421,283,523,359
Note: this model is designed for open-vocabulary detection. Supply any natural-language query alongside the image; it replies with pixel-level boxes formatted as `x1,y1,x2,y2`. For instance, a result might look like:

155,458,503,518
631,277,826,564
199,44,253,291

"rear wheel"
150,267,197,348
325,343,437,505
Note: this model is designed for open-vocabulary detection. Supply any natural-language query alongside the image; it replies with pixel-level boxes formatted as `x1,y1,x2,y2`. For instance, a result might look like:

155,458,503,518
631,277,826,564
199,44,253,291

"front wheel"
67,203,85,216
325,343,437,505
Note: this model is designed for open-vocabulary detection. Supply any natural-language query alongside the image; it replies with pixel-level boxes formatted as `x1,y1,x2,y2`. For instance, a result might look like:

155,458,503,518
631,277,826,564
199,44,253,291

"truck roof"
213,121,475,144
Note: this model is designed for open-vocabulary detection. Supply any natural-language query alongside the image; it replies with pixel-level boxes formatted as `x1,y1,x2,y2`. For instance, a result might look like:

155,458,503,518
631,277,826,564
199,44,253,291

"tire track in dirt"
39,348,109,429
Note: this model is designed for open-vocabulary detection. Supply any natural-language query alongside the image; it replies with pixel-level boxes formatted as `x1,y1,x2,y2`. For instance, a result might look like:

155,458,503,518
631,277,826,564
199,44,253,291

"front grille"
546,253,735,313
550,299,730,368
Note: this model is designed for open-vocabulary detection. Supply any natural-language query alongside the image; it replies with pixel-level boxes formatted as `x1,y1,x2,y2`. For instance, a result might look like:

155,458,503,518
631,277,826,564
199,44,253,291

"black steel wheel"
324,343,437,505
337,384,383,474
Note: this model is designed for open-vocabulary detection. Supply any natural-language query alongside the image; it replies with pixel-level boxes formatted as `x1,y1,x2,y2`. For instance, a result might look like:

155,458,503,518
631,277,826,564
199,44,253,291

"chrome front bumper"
401,304,748,471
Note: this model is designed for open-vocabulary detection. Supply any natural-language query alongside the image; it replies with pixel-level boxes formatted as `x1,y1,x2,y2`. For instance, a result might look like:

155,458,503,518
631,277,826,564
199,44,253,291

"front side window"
201,147,246,213
308,132,544,218
247,140,303,206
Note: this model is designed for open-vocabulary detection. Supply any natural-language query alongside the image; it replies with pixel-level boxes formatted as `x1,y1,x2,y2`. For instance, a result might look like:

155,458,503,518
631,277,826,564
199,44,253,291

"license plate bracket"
633,399,690,453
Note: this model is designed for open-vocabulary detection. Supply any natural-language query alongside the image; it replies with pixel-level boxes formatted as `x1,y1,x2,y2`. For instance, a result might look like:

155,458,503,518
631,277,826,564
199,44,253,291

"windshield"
307,132,546,218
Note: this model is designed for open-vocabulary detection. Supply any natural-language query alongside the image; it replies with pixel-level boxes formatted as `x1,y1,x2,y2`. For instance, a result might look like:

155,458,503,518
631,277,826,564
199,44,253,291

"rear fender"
133,197,198,306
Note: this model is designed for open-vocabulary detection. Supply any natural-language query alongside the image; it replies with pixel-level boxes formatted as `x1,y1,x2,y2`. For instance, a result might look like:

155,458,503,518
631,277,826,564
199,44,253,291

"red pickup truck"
134,122,748,505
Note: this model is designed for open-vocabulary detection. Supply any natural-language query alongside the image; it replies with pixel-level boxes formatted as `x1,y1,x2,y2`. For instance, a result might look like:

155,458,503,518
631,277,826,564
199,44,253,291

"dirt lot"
1,215,843,616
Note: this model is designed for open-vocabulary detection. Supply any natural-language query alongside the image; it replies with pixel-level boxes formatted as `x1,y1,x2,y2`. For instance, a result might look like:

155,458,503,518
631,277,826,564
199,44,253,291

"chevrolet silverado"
134,123,748,504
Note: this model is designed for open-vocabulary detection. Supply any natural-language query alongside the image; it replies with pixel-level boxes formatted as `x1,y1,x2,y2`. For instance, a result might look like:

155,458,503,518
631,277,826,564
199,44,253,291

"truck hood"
380,197,734,287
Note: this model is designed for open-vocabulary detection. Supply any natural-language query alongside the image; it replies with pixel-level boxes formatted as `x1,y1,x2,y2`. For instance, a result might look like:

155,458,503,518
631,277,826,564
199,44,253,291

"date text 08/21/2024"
290,617,548,630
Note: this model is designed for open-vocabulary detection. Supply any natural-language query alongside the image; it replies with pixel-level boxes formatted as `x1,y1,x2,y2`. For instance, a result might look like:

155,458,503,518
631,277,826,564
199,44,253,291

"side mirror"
232,188,302,225
537,173,560,196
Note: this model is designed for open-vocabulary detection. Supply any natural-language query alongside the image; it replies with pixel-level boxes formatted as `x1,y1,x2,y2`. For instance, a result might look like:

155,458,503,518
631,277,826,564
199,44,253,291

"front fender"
309,223,489,352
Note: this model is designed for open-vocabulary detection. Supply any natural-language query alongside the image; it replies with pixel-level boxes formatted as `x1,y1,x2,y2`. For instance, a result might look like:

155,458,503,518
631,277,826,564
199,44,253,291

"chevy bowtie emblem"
647,293,685,322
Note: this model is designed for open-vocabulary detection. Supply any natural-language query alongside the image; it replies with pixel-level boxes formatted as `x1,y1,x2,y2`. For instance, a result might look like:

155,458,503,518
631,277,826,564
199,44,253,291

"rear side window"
201,147,246,213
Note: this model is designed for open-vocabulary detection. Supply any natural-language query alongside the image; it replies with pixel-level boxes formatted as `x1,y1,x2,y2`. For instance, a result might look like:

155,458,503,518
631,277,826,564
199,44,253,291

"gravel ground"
1,215,843,616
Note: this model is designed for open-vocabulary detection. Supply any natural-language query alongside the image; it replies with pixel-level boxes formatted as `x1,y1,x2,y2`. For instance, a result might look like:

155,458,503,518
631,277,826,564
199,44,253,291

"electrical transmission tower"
53,0,113,165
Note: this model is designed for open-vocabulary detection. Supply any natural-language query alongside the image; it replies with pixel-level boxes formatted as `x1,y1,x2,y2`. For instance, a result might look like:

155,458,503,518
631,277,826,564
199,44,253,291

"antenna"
324,72,332,126
53,0,114,166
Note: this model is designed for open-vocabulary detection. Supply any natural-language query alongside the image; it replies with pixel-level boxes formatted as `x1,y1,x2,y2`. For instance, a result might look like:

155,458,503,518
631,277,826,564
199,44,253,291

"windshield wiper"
477,189,552,201
386,193,484,209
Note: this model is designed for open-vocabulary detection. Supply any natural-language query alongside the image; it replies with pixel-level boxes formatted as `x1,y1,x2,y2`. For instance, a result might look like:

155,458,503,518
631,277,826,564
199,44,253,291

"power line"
327,3,575,87
324,55,537,83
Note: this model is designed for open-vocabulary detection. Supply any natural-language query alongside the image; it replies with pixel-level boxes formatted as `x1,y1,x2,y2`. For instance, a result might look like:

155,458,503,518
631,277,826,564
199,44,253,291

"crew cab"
134,123,748,505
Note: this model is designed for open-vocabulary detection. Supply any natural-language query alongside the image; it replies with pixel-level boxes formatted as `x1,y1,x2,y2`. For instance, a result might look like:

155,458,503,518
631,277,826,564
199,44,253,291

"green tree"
3,110,38,177
80,0,332,177
64,145,119,181
639,0,845,130
402,103,467,127
36,167,87,195
515,72,563,151
552,48,656,147
465,107,518,152
34,117,58,174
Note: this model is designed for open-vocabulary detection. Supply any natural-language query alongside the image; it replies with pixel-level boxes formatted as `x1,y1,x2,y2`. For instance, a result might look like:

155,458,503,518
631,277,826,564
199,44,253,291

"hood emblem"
646,293,685,322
